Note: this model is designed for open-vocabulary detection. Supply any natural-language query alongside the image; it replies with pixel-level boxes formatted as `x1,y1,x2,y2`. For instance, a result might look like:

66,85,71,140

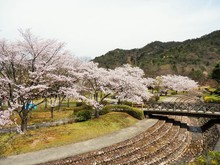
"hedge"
75,110,92,122
100,105,144,120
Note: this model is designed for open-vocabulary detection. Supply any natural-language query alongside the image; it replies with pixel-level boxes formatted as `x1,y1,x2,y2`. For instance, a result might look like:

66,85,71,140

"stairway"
43,116,191,165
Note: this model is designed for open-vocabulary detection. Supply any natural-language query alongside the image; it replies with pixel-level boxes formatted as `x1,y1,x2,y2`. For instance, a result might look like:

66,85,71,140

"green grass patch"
8,110,73,127
0,112,138,157
204,95,220,103
28,111,73,124
158,96,167,101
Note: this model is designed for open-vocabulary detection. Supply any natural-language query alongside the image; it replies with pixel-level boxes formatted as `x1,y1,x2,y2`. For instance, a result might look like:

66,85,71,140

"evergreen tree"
212,62,220,83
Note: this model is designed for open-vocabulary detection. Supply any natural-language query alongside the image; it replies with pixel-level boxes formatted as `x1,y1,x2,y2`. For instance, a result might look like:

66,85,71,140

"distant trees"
159,75,198,92
145,75,198,95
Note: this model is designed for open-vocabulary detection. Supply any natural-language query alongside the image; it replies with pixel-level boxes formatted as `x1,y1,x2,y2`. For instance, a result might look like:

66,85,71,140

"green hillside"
93,30,220,82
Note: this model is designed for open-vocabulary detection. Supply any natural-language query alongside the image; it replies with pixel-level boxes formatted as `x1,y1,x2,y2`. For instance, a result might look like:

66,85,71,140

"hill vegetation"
93,30,220,82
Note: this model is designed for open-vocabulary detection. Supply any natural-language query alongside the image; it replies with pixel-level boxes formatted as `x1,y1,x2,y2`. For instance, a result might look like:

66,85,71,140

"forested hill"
93,30,220,82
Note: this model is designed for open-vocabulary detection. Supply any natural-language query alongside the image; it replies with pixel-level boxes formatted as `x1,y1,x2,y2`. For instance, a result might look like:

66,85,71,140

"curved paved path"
0,118,157,165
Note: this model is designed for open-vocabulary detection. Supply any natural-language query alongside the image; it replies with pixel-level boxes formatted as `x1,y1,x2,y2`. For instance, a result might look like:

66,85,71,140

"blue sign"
24,103,37,110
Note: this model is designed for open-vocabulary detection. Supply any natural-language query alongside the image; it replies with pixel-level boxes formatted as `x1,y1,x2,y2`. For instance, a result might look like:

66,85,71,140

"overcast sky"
0,0,220,58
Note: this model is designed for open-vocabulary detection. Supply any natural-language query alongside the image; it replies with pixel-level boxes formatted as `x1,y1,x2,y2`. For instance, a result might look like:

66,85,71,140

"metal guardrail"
144,102,220,118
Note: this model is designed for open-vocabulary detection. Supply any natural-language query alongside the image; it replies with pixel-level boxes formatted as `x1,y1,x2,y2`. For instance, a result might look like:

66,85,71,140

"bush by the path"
75,110,92,122
100,105,144,120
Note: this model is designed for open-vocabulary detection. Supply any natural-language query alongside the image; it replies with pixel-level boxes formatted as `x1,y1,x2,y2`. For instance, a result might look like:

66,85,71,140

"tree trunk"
95,109,99,118
51,107,54,118
29,111,33,119
67,98,70,107
21,112,28,133
0,98,2,108
94,93,98,102
58,97,61,111
44,98,47,108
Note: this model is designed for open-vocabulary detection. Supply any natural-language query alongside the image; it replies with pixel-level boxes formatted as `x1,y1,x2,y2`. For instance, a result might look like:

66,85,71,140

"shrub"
75,110,92,122
76,102,83,107
73,104,93,114
100,105,144,120
204,95,220,103
120,101,133,106
99,107,111,115
192,151,220,165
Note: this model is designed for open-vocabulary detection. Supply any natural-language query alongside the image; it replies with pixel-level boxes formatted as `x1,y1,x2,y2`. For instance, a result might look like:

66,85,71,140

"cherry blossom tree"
145,77,156,93
0,105,13,127
76,63,153,117
0,29,81,132
77,62,112,117
109,64,153,104
159,74,198,92
46,54,82,118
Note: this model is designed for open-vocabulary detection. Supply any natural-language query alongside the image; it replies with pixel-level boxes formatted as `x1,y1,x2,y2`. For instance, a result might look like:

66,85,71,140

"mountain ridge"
93,30,220,82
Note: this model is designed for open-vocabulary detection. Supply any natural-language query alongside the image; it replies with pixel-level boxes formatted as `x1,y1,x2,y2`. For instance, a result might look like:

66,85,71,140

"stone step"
73,120,171,164
102,123,175,164
122,125,182,164
61,120,166,164
165,117,193,164
164,130,191,165
100,116,183,164
146,127,188,165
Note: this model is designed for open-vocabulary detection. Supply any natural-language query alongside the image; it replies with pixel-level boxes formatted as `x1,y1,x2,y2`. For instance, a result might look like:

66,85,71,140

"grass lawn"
158,96,167,101
8,109,74,127
27,110,73,124
7,101,86,126
0,112,138,157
